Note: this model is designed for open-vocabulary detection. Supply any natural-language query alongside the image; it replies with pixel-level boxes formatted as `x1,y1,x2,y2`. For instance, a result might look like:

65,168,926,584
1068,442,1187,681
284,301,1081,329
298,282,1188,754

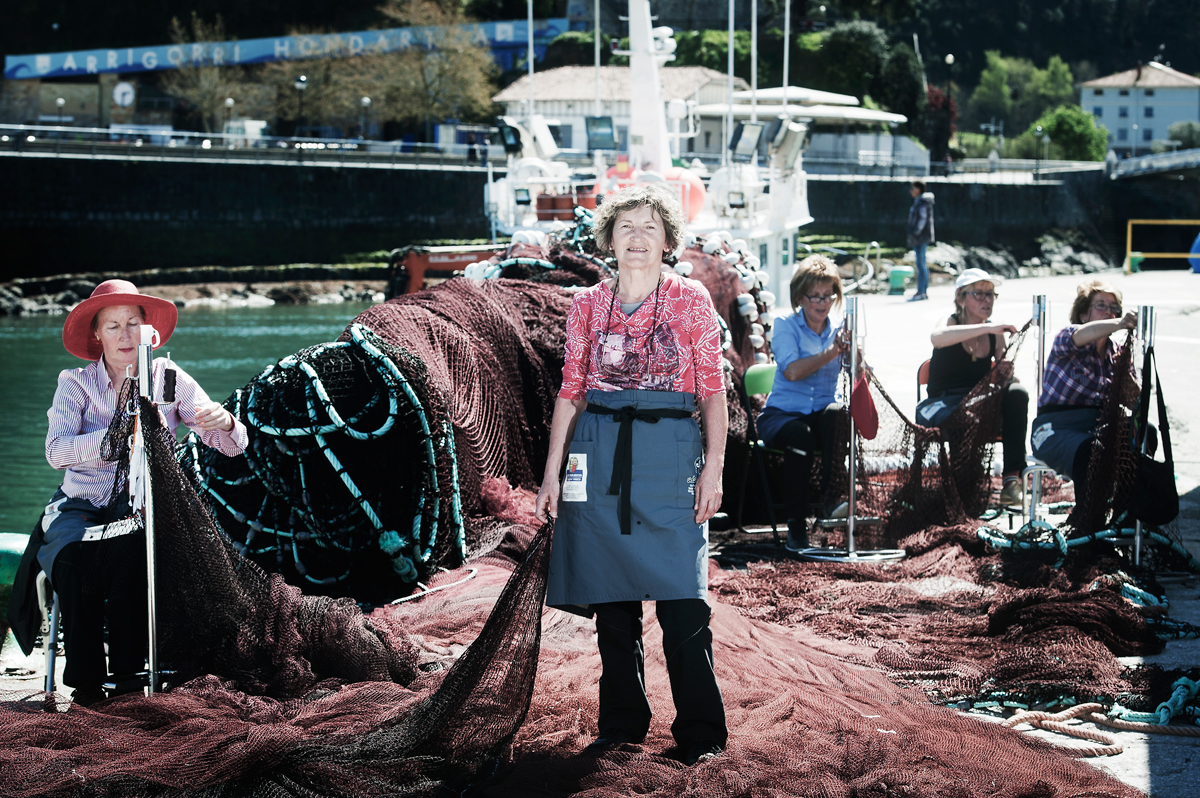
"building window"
1093,107,1103,118
1145,89,1155,97
1118,106,1128,118
1144,106,1154,118
1143,128,1153,142
1119,89,1130,96
1093,88,1104,96
1117,128,1128,141
704,130,711,148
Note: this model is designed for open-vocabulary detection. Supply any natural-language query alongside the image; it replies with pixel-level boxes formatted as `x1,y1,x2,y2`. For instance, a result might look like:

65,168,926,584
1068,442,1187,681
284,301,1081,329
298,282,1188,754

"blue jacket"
907,192,936,246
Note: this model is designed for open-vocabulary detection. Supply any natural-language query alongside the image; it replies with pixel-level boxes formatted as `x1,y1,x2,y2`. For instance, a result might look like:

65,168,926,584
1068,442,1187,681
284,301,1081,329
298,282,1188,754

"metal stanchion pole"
137,325,160,693
801,298,903,563
1133,305,1156,566
845,297,859,556
1030,295,1048,515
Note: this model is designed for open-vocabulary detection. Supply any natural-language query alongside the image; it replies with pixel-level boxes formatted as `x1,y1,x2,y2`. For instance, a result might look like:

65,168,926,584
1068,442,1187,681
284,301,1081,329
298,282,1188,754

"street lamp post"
224,97,234,141
1034,124,1043,179
361,96,371,141
944,53,955,169
1131,123,1138,157
294,75,308,137
55,97,65,151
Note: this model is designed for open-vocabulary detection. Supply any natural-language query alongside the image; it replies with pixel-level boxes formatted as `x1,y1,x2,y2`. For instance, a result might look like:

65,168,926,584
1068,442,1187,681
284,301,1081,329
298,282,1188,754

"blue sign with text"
4,19,569,80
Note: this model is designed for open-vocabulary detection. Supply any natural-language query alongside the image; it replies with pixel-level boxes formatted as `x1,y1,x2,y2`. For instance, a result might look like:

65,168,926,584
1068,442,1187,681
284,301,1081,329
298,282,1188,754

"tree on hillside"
1023,105,1108,161
542,31,612,68
158,13,248,132
1166,121,1200,150
875,43,926,131
820,20,889,100
966,51,1011,129
378,0,498,139
924,85,957,161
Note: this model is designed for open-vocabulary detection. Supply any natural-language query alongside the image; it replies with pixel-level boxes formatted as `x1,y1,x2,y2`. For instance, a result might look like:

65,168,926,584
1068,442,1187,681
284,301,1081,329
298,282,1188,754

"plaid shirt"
1038,326,1118,410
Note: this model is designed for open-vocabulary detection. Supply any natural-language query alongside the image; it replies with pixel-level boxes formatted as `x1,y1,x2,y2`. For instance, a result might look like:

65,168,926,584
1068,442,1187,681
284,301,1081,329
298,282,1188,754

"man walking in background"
907,181,936,301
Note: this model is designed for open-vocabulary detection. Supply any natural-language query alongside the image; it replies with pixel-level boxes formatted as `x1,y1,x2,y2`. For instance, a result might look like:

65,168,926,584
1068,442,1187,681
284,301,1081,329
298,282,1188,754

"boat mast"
595,0,601,117
527,0,535,122
751,0,757,124
782,0,790,117
725,0,733,167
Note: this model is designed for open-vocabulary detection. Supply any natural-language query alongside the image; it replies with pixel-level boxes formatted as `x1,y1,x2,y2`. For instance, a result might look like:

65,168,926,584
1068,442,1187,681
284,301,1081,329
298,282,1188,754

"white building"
492,65,748,153
1081,62,1200,155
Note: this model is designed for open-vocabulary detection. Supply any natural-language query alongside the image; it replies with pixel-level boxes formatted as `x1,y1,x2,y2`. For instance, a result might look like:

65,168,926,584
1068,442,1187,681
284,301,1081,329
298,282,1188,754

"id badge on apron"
562,453,588,502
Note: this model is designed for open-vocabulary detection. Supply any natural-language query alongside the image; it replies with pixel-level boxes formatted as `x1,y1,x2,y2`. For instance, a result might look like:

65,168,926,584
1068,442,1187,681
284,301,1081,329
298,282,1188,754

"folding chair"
733,363,784,544
35,571,60,694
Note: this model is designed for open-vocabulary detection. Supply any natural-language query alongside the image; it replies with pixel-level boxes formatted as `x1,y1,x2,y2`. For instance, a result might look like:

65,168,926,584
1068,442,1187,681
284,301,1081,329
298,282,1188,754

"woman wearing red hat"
38,279,248,705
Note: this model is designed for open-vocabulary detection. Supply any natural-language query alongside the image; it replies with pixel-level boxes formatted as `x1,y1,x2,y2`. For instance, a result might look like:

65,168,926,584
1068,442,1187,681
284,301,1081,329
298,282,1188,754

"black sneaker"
683,741,723,766
584,729,641,753
70,684,107,707
784,519,809,552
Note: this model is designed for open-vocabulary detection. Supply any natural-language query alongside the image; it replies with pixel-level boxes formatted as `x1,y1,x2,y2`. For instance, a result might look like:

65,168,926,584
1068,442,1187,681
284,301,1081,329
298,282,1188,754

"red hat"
62,280,178,361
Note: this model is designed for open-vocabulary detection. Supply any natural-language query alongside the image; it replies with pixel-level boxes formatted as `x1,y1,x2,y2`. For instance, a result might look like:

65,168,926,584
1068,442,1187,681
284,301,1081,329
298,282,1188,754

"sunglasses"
964,290,997,301
1090,301,1122,315
803,294,837,304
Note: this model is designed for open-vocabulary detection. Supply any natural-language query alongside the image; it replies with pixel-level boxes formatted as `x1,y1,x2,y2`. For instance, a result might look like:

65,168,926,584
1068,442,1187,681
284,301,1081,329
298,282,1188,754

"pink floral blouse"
558,272,724,401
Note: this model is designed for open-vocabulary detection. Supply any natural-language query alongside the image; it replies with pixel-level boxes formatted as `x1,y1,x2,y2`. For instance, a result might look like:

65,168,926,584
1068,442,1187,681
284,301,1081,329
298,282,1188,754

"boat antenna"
725,0,734,167
595,0,601,116
782,0,790,118
527,0,535,123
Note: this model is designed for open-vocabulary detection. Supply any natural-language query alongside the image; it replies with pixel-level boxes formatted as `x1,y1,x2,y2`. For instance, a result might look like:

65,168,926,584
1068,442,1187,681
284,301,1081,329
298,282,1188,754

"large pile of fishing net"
4,219,1198,795
0,381,1166,797
183,226,765,599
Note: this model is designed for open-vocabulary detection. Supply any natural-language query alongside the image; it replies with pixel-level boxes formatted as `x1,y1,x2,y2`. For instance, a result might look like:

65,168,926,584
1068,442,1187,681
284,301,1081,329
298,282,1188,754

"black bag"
1130,346,1178,527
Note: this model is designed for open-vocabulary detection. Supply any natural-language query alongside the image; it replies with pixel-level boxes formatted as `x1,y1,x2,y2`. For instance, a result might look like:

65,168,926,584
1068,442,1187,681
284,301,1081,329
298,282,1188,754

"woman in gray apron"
535,183,729,766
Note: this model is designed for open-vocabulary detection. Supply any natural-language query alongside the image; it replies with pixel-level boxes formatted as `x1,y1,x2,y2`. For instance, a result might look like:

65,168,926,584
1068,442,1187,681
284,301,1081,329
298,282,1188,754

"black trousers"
51,535,148,688
918,383,1030,476
764,404,841,522
594,599,727,748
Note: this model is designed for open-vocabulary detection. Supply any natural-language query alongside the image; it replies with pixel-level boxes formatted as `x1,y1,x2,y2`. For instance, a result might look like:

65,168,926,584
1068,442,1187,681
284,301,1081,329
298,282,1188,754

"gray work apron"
547,388,707,617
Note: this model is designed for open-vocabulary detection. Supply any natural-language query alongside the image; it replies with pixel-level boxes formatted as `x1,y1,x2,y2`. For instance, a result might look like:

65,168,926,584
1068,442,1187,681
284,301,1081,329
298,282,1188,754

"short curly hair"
789,255,843,311
591,182,687,256
1069,278,1124,324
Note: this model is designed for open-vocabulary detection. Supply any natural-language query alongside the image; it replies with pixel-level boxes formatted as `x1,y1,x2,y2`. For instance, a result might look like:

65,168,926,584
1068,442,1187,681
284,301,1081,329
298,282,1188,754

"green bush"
1021,104,1109,161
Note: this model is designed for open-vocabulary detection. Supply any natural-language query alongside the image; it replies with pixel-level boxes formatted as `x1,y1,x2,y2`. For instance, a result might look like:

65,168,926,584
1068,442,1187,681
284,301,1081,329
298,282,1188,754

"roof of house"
492,65,749,103
1081,62,1200,89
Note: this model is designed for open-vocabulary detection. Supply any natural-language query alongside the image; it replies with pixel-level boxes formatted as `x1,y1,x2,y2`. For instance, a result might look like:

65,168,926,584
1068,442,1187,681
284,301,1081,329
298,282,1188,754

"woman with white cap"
37,279,248,705
915,268,1028,507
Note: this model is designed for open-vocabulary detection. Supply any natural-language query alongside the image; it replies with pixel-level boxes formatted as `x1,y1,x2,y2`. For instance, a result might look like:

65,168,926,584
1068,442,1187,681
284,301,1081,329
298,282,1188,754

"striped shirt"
46,356,248,507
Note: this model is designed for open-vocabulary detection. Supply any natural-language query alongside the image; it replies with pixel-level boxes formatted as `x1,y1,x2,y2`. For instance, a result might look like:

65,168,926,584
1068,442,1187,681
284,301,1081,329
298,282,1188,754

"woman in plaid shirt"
1030,279,1137,502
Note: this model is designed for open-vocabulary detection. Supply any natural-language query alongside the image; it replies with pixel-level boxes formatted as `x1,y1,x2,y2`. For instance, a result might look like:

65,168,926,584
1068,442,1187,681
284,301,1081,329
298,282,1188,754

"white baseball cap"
955,268,1003,291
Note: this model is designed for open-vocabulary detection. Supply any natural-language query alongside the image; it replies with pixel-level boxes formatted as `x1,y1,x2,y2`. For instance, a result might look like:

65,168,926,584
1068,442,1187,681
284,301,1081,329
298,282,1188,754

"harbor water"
0,302,374,538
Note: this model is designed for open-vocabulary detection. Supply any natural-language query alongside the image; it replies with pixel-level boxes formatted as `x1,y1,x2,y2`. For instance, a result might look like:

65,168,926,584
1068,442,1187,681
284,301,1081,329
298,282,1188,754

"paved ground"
3,268,1197,795
859,268,1200,798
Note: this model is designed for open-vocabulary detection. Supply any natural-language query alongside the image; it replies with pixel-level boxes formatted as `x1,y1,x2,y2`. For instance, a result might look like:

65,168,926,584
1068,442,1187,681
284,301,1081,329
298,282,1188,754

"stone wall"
0,157,490,277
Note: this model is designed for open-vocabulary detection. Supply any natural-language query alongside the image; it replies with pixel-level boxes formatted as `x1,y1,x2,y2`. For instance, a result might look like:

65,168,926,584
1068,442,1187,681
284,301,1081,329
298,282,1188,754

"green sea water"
0,302,374,539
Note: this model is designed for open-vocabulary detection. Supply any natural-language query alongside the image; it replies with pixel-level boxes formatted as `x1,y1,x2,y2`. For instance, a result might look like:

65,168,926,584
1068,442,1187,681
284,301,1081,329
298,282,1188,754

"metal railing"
0,123,507,170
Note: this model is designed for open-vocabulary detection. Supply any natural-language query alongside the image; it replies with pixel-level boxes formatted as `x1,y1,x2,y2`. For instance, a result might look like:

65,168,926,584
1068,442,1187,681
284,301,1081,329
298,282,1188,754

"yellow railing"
1124,218,1200,272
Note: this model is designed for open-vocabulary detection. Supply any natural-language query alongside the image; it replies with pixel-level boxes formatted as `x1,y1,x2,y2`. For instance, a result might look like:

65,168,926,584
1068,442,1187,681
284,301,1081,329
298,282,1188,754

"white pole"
137,325,160,693
751,0,757,123
846,298,858,556
595,0,601,116
782,0,790,117
726,0,734,167
528,0,535,123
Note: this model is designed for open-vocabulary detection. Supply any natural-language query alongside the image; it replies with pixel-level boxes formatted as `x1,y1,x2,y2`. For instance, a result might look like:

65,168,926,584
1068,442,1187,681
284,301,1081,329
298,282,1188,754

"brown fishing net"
3,226,1198,796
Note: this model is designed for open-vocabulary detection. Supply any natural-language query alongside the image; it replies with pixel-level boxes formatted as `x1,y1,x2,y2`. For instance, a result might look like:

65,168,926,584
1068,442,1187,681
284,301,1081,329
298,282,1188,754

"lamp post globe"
294,75,308,137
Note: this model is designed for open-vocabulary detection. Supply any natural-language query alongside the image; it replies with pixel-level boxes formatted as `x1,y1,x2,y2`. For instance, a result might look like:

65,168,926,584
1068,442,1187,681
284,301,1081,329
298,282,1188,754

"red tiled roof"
493,65,749,103
1081,62,1200,88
